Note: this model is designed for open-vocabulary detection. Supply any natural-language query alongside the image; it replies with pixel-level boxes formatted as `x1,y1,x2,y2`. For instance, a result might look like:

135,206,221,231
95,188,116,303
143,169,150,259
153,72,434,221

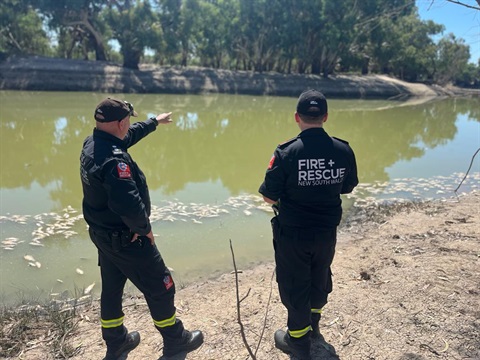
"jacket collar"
93,128,126,148
299,127,327,137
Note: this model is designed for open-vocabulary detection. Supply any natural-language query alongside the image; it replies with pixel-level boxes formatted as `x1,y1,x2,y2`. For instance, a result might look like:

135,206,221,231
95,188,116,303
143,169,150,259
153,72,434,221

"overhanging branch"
445,0,480,10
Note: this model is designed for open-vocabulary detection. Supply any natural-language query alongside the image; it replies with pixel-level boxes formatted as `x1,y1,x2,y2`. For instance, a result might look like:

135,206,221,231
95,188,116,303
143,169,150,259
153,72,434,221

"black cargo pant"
271,217,336,338
89,228,180,349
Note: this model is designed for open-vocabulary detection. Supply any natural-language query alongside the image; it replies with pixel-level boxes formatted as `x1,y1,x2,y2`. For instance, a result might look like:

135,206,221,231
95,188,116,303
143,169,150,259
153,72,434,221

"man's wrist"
150,116,158,126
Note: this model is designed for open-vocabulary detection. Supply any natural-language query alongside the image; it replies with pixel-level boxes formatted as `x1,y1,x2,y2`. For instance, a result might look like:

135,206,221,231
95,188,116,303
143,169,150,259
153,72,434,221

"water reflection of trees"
1,93,478,211
335,99,465,183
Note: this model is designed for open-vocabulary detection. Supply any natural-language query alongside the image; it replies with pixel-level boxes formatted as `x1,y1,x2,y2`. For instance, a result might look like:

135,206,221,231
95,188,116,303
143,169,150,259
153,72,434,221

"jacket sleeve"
102,159,151,235
123,118,158,148
341,147,359,194
258,148,286,202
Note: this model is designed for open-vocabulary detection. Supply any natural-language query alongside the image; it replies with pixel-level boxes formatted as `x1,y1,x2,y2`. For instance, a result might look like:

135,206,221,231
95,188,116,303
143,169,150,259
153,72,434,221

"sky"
416,0,480,64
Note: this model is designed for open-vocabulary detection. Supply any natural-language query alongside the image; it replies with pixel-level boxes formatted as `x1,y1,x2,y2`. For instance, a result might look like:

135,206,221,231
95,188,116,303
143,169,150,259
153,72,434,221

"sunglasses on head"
124,101,135,117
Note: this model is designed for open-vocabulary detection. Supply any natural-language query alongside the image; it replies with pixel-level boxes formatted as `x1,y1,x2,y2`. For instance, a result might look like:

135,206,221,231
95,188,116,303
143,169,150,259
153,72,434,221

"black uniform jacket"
259,127,358,229
80,119,157,235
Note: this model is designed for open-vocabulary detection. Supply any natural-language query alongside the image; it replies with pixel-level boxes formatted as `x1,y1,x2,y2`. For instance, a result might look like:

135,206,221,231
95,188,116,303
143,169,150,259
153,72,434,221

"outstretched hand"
156,112,173,125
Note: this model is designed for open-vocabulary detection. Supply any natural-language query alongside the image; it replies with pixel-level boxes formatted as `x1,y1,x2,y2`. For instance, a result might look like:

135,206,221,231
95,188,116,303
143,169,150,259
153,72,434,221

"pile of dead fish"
1,172,477,253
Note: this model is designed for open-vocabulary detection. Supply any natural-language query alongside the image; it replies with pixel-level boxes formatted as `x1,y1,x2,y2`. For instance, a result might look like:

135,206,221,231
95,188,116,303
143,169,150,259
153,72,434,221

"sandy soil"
6,190,479,360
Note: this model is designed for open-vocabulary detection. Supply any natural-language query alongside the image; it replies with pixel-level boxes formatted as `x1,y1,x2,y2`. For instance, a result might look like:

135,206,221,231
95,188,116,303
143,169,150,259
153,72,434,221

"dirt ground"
5,191,479,360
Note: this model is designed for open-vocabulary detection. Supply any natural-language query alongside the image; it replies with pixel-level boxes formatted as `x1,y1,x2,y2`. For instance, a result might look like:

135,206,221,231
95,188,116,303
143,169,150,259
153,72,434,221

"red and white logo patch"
117,162,132,178
268,155,276,169
163,275,174,290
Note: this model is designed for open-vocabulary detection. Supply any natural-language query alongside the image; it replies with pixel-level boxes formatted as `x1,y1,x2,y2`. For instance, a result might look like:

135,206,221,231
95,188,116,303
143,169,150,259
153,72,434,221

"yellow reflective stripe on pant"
288,325,312,338
153,313,176,328
101,316,124,329
311,308,323,314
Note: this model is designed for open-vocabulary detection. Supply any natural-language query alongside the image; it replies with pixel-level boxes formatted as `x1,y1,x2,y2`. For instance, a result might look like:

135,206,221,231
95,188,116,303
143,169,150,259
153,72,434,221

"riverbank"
1,190,478,360
1,56,479,99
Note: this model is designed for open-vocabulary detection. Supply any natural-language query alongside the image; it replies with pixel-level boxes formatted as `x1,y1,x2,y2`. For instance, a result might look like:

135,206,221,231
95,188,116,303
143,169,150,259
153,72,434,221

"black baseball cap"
94,98,138,122
296,89,328,117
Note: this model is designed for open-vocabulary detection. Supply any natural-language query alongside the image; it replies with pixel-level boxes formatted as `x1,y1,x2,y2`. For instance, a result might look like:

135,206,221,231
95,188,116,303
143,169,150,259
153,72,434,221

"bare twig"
254,269,275,357
446,0,480,10
454,147,480,195
240,288,251,303
229,239,256,360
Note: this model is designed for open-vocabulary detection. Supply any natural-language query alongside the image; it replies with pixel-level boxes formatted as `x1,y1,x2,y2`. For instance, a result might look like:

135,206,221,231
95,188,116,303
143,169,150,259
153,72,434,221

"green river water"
0,91,478,305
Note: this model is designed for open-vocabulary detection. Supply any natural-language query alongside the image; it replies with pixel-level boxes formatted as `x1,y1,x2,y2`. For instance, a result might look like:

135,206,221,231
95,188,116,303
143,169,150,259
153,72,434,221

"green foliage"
389,16,443,82
0,0,51,56
435,34,471,85
32,0,109,61
1,0,478,87
105,0,163,69
455,62,480,88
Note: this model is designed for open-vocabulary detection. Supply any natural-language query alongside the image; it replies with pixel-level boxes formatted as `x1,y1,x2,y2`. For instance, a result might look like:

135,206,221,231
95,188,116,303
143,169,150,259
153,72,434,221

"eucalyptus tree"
0,0,51,56
104,0,163,69
34,0,109,61
456,62,480,88
235,0,287,72
271,0,369,76
314,0,360,76
152,0,181,65
435,34,471,85
388,16,443,82
346,0,416,73
193,0,239,69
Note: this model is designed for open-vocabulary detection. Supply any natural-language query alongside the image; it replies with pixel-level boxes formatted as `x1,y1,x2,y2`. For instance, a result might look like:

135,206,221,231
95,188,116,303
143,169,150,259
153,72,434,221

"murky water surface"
1,91,479,304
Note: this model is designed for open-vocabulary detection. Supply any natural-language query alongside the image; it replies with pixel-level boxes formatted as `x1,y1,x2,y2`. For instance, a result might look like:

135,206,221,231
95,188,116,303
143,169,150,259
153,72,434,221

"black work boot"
311,313,322,339
104,331,140,360
274,329,311,360
163,330,204,357
160,320,204,358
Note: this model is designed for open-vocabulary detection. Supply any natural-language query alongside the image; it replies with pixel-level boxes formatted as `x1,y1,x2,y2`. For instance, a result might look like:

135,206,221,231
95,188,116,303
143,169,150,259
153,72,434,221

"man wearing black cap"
259,90,358,359
80,98,203,360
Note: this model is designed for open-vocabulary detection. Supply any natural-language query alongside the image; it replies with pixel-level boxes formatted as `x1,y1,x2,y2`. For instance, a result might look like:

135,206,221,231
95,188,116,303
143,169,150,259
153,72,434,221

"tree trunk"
68,20,107,61
311,59,321,75
122,49,141,70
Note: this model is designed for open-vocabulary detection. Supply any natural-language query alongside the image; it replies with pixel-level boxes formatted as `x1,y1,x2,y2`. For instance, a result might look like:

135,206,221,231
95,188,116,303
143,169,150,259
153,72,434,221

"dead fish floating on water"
84,282,95,294
29,242,45,247
24,254,36,262
2,237,21,249
76,268,84,275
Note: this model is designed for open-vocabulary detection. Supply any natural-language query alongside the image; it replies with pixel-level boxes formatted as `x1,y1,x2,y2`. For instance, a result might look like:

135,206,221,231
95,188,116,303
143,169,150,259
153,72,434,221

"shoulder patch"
116,162,132,179
268,155,276,169
332,136,349,145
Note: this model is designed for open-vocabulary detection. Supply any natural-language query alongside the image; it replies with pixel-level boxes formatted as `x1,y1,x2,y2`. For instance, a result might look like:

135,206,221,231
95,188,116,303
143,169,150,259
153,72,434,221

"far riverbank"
1,55,479,99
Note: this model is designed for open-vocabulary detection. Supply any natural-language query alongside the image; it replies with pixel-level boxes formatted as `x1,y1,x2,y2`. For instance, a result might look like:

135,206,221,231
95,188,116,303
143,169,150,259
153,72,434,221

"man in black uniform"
259,90,358,360
80,98,203,360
